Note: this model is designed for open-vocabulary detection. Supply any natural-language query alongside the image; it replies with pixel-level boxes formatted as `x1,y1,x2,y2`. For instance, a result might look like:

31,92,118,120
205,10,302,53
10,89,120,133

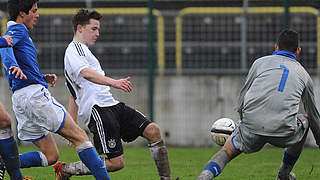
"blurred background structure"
0,0,320,147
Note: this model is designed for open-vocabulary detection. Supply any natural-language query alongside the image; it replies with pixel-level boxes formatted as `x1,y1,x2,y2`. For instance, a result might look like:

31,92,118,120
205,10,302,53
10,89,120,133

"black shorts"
88,102,151,158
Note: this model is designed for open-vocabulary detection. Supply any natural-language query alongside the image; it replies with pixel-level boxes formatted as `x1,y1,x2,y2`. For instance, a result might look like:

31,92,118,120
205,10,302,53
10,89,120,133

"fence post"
283,0,290,29
241,0,248,71
147,0,155,122
86,0,92,9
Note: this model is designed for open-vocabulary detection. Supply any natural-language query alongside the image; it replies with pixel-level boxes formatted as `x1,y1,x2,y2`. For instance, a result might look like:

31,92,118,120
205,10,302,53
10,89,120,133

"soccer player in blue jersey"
198,29,320,180
0,35,26,180
0,1,110,179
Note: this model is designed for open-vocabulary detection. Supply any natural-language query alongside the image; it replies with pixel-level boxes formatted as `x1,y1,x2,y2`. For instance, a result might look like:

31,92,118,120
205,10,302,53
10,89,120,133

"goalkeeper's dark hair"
277,29,300,53
72,9,102,33
7,0,39,21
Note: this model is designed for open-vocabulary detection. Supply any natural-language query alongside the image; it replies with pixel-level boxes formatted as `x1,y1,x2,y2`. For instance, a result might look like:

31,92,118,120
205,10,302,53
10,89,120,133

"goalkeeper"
198,29,320,180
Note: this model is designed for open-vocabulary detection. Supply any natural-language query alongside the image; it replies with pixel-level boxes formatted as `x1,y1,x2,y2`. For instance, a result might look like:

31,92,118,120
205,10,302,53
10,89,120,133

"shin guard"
149,140,171,180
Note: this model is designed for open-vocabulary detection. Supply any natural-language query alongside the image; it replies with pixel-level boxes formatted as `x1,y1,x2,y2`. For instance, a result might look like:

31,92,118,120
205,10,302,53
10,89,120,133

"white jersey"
64,41,119,125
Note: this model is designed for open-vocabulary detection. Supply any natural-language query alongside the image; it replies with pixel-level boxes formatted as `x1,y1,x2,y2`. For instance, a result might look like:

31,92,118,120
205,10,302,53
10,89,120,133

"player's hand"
44,74,57,87
3,35,12,47
9,66,27,79
67,140,73,147
112,77,132,92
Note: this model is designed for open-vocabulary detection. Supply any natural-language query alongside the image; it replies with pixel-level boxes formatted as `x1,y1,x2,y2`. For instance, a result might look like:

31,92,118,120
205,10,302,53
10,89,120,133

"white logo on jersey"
108,139,116,148
8,30,14,34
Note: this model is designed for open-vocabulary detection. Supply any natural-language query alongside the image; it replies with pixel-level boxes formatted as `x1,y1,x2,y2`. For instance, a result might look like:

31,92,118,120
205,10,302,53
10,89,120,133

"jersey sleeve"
65,44,89,76
0,37,9,48
1,25,27,69
302,78,320,147
6,24,25,47
0,48,18,70
237,60,259,118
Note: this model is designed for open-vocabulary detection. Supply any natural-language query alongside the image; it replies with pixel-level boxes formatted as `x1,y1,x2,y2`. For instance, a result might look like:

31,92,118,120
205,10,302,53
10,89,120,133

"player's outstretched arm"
1,40,26,80
80,67,132,92
302,80,320,147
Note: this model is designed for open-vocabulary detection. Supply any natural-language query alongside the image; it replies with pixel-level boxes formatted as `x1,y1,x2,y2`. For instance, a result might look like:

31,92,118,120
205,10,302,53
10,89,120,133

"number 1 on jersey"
278,64,289,92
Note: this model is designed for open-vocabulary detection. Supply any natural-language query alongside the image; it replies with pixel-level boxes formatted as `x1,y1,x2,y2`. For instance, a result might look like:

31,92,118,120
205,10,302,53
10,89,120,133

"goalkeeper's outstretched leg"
197,135,241,180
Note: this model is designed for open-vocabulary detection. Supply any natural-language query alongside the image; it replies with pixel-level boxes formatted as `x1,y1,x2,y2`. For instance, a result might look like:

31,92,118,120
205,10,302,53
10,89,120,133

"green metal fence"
175,7,320,74
1,7,320,75
1,8,165,75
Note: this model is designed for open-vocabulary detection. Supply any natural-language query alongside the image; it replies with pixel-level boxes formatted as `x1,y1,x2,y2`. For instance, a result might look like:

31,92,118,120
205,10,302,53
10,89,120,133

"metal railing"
0,8,165,75
175,7,320,74
1,7,319,75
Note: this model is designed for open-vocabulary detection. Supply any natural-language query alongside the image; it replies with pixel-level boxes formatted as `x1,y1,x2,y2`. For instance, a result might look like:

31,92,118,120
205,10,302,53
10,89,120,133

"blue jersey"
0,37,9,48
0,22,47,92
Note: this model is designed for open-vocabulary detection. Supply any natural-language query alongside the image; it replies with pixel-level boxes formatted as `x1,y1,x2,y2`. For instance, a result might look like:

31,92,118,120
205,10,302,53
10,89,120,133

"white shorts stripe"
92,107,109,153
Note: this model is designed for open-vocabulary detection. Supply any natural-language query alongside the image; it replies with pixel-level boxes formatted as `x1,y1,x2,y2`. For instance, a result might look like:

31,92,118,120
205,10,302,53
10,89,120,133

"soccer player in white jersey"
54,9,171,180
198,29,320,180
0,1,110,179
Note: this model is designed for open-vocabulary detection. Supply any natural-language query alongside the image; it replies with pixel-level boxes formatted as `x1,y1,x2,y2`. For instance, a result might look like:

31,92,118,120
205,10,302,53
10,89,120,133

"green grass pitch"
6,146,320,179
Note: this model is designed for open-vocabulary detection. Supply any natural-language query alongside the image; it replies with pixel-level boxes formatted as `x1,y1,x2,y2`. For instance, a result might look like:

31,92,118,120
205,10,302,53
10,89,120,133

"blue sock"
0,136,23,179
19,151,42,168
204,161,221,177
283,151,298,167
78,147,110,180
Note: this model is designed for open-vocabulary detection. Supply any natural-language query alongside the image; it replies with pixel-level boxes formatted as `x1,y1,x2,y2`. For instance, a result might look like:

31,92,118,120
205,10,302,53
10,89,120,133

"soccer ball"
211,118,236,146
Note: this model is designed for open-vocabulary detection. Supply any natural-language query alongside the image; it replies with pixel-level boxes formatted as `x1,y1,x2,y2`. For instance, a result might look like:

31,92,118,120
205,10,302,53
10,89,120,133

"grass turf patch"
7,146,320,180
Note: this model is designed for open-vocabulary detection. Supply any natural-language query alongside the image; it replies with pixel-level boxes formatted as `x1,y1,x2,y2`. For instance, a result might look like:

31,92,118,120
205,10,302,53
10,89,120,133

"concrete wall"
0,75,318,147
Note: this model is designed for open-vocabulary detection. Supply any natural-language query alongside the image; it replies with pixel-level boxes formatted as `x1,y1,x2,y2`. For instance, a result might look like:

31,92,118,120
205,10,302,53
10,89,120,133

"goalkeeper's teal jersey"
238,50,320,146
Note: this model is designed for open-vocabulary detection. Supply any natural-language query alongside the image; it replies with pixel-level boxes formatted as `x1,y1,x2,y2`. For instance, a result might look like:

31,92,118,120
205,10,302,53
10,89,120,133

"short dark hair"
7,0,39,21
72,9,102,33
277,29,300,53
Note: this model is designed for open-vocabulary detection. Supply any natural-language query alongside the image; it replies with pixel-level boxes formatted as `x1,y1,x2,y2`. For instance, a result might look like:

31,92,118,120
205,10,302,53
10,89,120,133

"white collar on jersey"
7,21,17,27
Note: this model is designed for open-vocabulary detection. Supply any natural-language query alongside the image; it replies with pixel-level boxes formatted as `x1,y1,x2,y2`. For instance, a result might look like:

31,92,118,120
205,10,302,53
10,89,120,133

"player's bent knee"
106,156,125,172
143,123,162,142
111,161,125,172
